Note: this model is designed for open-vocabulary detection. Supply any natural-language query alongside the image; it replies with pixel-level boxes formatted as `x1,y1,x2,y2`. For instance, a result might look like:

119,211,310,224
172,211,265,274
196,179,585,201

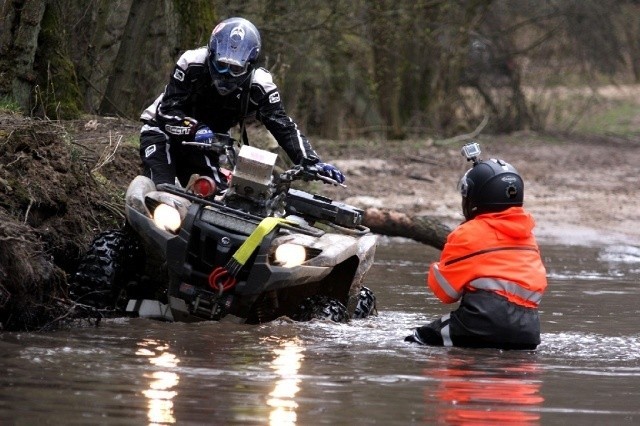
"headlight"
274,243,306,268
153,204,181,232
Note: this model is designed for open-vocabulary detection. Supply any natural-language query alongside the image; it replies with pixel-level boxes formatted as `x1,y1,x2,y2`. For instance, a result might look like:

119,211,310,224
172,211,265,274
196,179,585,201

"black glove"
315,162,345,184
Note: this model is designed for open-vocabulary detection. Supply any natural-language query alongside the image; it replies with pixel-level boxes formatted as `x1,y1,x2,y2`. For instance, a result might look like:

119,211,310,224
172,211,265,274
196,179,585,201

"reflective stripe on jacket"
428,207,547,309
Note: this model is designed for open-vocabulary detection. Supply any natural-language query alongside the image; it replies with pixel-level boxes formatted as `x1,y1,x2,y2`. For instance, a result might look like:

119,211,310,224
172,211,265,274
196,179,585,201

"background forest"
1,0,639,332
1,0,640,140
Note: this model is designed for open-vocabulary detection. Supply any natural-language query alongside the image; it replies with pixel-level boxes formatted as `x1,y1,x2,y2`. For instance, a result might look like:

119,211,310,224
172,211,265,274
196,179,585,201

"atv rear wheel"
69,228,145,311
293,295,349,323
353,286,377,319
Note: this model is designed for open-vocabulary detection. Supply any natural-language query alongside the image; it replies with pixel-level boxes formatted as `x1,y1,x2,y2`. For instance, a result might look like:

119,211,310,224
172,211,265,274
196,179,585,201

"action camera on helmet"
461,141,482,165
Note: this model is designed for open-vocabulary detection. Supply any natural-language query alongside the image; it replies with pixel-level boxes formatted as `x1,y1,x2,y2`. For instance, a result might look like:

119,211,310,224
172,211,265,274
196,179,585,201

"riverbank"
0,112,638,330
2,111,637,259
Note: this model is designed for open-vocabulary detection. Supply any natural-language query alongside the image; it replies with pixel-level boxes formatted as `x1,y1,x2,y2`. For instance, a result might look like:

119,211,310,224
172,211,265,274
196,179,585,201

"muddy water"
1,240,639,425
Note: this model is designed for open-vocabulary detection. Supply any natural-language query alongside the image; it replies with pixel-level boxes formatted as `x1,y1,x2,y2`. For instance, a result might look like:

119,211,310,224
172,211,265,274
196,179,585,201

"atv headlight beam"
274,243,306,268
153,204,181,232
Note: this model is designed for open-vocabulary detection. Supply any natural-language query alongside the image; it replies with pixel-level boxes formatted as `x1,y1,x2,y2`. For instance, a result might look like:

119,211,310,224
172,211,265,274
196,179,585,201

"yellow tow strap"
232,217,292,266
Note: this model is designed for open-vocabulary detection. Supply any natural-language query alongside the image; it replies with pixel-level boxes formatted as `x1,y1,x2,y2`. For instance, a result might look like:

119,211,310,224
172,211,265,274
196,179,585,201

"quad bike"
70,134,378,323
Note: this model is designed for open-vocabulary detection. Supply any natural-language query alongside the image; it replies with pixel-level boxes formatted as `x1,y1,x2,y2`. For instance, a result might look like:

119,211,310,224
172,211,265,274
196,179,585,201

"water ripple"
598,245,640,263
539,332,640,362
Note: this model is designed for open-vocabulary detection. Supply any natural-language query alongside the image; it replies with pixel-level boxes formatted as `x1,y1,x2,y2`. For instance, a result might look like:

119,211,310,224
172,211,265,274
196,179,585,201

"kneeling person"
406,144,548,350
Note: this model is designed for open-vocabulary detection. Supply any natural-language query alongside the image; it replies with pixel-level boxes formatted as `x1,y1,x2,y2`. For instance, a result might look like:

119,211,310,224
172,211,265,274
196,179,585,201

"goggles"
211,58,249,77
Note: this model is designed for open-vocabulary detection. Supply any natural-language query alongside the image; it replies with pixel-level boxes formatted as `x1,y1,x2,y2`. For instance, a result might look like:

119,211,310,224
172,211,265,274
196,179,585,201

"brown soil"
0,112,638,330
319,133,639,246
0,113,142,330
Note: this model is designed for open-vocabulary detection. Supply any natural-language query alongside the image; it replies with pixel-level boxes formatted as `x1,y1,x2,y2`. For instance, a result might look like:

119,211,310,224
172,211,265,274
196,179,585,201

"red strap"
208,267,237,292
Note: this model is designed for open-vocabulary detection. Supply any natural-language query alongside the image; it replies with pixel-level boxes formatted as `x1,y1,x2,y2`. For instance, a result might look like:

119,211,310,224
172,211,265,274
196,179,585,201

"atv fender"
125,205,175,258
125,175,156,216
348,233,378,309
124,175,190,258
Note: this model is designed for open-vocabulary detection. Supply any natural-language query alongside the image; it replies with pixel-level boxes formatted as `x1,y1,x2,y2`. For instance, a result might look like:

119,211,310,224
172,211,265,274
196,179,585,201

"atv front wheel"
69,228,144,311
293,295,349,323
353,286,377,319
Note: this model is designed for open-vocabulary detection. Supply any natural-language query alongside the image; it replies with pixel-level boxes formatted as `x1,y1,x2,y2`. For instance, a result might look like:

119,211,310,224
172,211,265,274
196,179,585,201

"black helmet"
208,17,261,95
458,158,524,220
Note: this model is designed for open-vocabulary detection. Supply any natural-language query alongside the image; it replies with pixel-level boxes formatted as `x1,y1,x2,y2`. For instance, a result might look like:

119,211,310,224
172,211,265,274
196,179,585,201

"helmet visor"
211,59,249,77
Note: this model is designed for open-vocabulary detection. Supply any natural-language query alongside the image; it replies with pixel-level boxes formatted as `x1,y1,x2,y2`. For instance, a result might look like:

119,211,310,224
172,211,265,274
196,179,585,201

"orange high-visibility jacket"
428,207,547,309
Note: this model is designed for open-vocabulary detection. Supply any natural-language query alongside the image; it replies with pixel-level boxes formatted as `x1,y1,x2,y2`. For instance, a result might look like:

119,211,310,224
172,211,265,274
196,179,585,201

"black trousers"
139,124,226,188
407,290,541,350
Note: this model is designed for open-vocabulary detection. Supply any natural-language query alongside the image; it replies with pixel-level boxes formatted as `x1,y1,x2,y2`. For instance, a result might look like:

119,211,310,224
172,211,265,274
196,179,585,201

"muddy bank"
1,113,638,330
0,113,141,330
319,133,640,246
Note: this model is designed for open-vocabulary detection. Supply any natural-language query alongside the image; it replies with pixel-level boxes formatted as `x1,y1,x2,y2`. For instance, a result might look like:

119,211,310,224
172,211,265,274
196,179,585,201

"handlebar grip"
316,174,347,187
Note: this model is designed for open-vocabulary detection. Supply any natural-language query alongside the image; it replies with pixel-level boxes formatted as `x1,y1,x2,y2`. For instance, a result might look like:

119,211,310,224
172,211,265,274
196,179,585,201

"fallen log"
362,208,451,250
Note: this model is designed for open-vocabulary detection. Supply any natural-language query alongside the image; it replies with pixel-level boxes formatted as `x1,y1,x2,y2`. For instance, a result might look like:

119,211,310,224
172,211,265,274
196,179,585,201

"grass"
124,134,139,147
526,84,640,137
572,100,640,137
0,96,22,113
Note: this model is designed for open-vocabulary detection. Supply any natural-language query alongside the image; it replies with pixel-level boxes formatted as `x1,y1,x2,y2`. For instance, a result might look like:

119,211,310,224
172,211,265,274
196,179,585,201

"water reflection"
424,354,543,424
265,337,304,425
136,339,180,425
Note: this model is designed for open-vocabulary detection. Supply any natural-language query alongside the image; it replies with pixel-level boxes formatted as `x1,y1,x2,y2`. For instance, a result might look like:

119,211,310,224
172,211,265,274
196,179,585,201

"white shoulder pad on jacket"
252,67,277,93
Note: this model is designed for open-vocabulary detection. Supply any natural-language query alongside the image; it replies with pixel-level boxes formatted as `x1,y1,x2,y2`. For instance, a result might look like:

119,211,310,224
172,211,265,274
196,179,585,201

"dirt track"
2,113,638,251
318,133,639,246
60,118,640,246
70,118,640,246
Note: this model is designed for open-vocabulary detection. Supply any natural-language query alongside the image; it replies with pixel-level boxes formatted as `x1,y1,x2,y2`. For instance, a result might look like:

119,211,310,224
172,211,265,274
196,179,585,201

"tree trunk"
75,0,135,113
363,208,450,250
0,0,47,110
99,1,165,117
367,1,405,139
621,4,640,83
32,3,84,119
98,0,216,118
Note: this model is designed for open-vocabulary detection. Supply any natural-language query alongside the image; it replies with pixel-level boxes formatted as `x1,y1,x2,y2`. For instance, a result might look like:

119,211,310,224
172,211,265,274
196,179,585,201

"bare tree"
617,1,640,82
0,0,47,112
2,0,637,135
99,0,216,117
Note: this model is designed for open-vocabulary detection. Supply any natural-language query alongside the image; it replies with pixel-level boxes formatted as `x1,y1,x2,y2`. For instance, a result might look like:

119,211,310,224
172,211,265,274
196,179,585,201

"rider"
139,17,344,189
405,144,548,350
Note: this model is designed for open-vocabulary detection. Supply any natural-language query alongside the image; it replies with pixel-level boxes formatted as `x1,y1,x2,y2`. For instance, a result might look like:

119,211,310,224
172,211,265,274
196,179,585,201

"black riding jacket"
141,47,320,165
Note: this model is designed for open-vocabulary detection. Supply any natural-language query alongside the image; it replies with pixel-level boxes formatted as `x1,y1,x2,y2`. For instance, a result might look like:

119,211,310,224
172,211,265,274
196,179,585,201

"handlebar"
182,132,238,150
183,133,345,187
279,165,347,187
182,133,238,168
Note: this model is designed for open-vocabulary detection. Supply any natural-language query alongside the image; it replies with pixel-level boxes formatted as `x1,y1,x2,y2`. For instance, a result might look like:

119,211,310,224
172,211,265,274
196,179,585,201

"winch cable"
208,217,293,292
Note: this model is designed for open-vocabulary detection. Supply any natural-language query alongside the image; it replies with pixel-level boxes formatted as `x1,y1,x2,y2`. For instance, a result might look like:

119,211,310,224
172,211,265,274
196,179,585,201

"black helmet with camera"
458,143,524,220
